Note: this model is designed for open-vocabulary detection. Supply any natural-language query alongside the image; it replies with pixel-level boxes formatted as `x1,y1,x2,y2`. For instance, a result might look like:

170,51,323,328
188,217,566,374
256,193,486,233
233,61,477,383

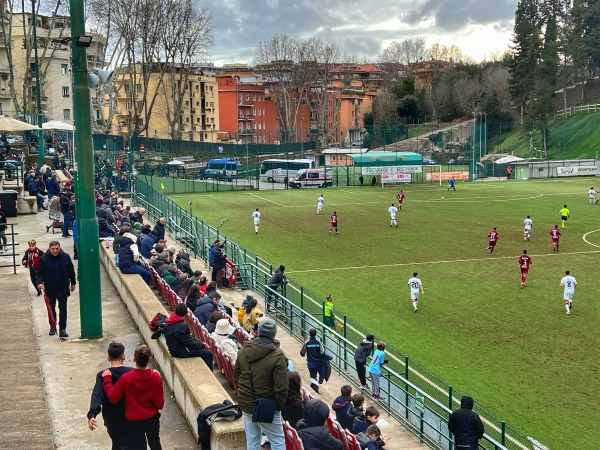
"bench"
18,196,38,214
99,245,246,450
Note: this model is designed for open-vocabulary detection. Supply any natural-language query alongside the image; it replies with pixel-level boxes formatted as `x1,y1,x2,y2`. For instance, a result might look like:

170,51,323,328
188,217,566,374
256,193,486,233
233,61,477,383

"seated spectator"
184,284,202,310
198,276,208,293
209,291,232,317
171,273,187,294
191,270,203,284
129,207,146,224
177,277,194,300
28,175,46,211
112,224,131,255
140,229,158,259
136,224,152,247
206,310,224,334
175,249,193,276
118,231,151,284
160,264,178,287
347,394,365,432
164,303,213,370
166,244,177,263
355,424,388,450
242,298,261,333
211,318,239,364
296,399,343,450
194,292,218,325
353,405,380,435
130,221,143,237
205,280,217,296
282,371,306,429
332,385,353,430
150,250,169,274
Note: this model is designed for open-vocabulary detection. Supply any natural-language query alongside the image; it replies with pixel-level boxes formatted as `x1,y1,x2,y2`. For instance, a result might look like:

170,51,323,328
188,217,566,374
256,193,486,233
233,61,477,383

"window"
62,86,69,97
253,93,256,101
263,108,265,115
63,109,70,120
258,109,261,116
245,93,249,101
209,86,213,92
61,64,68,75
253,108,256,115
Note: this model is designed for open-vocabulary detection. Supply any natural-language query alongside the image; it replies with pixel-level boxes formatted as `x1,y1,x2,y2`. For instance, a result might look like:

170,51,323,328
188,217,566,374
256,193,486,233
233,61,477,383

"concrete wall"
99,245,246,450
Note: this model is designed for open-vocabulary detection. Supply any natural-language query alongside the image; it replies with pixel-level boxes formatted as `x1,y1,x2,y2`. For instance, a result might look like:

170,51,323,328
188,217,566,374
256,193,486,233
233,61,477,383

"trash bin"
0,190,18,217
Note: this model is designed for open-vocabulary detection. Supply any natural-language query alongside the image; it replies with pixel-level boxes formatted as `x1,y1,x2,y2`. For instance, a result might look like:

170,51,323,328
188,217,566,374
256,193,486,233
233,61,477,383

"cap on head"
258,318,277,338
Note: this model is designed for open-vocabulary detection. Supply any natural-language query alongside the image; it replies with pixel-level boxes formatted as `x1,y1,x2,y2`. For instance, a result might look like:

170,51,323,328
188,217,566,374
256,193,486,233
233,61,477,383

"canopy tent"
166,159,185,165
42,120,74,131
494,155,525,164
0,115,41,131
349,151,423,167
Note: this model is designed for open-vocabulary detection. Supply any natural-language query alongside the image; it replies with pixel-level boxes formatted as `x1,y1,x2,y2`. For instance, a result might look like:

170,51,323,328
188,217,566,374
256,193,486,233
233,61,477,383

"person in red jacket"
103,344,164,450
22,239,44,296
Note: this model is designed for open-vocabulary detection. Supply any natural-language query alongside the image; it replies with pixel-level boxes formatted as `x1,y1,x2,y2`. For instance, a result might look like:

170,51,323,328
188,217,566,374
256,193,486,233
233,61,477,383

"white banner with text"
556,166,598,177
362,165,423,175
382,173,412,183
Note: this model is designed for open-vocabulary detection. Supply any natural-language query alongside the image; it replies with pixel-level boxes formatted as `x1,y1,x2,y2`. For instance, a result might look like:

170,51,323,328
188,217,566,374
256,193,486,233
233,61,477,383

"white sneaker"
566,311,570,315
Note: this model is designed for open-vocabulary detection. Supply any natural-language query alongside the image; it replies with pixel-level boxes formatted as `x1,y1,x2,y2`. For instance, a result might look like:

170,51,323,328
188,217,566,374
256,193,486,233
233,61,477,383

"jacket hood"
132,367,155,381
332,396,351,411
460,395,474,410
301,399,330,427
166,313,185,325
243,337,278,363
133,222,142,230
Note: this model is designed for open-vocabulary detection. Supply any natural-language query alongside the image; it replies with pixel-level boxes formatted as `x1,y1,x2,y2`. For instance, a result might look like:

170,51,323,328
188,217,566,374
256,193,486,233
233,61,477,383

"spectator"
347,394,365,432
332,385,353,430
353,405,380,435
238,295,253,325
177,277,194,300
448,395,485,450
208,239,220,267
211,318,239,364
210,291,232,317
281,371,306,429
296,399,343,450
112,224,131,255
211,243,226,282
368,341,388,400
205,280,217,296
267,265,288,311
190,269,203,284
354,334,374,390
21,239,44,295
36,175,48,198
137,224,152,247
153,217,167,241
175,249,193,276
184,284,202,311
96,198,115,238
131,221,143,237
194,291,218,325
87,342,132,449
129,207,146,224
242,298,261,333
140,229,158,259
160,264,178,287
118,231,151,285
198,276,208,293
233,319,288,450
35,240,76,337
300,328,325,393
171,273,187,295
164,303,214,370
102,344,164,450
28,175,46,211
0,209,7,254
355,424,389,450
46,174,60,198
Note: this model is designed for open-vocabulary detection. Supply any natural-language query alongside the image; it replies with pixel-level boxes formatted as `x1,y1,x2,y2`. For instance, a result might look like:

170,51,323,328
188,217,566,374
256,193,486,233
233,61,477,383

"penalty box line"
287,249,600,274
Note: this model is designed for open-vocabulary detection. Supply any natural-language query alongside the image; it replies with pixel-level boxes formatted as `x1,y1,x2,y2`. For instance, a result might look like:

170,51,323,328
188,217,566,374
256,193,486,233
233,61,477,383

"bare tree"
380,38,426,85
452,78,483,116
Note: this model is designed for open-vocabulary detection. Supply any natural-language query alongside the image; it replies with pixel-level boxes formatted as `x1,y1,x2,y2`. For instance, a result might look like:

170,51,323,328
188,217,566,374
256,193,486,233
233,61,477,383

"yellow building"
109,68,220,143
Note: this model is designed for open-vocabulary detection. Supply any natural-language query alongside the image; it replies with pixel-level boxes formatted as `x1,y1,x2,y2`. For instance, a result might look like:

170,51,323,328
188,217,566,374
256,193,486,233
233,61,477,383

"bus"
201,158,239,181
259,159,315,183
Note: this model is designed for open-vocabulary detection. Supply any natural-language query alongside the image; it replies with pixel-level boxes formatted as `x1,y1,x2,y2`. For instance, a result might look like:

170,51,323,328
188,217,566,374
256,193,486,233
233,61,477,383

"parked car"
423,158,436,165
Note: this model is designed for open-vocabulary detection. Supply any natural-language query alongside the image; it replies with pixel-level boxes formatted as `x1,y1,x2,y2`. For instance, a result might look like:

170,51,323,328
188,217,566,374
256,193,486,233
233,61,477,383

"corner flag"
160,183,165,191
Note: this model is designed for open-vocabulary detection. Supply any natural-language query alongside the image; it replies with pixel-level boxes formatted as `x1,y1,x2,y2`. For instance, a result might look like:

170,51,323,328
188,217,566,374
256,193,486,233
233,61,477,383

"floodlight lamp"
76,35,93,47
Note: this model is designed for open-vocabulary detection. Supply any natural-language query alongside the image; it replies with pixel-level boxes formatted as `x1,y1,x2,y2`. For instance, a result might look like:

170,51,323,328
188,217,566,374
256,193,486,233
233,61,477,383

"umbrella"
42,120,74,131
42,291,57,331
0,115,41,131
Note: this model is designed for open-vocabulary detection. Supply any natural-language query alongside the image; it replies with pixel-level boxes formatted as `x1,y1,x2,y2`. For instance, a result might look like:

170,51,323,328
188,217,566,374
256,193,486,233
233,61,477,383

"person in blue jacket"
140,229,158,258
367,341,388,400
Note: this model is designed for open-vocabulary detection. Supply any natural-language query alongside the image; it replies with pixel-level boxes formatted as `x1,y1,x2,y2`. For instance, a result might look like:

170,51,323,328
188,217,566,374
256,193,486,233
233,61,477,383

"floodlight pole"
70,0,102,338
472,112,476,181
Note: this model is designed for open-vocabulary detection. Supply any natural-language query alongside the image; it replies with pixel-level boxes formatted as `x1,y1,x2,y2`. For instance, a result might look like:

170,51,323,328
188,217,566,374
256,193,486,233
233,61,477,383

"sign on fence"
362,165,423,175
427,171,470,181
382,173,412,183
557,166,598,177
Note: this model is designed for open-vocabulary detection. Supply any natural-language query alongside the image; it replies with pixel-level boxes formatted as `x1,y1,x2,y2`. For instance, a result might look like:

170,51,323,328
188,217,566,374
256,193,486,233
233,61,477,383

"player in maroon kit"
329,211,338,234
550,225,561,252
486,227,500,255
518,249,532,288
397,190,406,210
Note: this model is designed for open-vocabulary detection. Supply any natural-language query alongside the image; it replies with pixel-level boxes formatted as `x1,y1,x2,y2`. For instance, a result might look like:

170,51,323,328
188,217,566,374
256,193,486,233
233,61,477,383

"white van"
288,168,333,188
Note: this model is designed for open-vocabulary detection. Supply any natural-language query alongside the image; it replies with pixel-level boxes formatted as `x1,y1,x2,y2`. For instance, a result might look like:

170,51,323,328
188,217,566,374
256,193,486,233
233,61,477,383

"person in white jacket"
211,318,239,364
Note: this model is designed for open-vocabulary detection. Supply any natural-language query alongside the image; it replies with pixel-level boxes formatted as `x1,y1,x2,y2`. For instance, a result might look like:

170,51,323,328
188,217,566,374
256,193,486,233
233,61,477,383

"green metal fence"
133,177,545,450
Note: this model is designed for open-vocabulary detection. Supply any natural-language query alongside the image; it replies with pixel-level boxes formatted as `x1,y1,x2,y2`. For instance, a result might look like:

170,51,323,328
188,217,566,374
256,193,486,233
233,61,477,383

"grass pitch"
170,178,600,449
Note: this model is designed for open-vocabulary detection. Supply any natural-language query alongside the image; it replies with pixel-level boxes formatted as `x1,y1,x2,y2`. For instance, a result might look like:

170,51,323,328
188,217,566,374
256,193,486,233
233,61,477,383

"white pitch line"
248,192,287,207
288,249,600,274
582,229,600,248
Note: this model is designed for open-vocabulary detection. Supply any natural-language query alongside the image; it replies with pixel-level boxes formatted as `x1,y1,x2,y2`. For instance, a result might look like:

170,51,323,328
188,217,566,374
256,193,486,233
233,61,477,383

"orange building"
412,60,453,91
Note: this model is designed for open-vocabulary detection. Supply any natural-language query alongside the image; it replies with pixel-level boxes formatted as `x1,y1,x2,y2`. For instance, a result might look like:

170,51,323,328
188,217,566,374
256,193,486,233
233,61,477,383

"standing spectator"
354,334,374,389
164,303,214,370
21,239,44,295
153,217,167,241
506,165,513,180
233,319,288,450
266,265,288,311
0,209,7,253
60,188,72,237
332,385,353,430
367,342,388,400
129,207,146,224
448,395,485,450
281,371,306,429
208,239,220,268
296,399,343,450
300,328,325,393
35,241,76,337
47,174,60,198
87,342,132,449
211,243,226,282
118,231,151,284
211,318,239,364
102,344,164,450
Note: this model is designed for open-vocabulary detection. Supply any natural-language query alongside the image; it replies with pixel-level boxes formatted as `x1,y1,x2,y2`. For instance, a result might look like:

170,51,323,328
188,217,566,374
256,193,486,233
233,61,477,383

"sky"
203,0,519,66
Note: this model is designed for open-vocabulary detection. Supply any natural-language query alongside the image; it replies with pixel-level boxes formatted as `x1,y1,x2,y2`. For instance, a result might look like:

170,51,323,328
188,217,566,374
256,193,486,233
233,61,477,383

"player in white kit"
317,195,324,215
388,203,398,228
560,270,577,315
523,215,533,241
252,208,261,234
407,272,424,312
589,187,597,204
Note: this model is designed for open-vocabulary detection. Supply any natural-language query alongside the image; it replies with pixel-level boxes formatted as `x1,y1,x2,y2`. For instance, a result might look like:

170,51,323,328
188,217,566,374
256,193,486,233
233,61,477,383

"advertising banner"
382,173,412,183
427,171,470,181
362,165,423,175
557,166,598,177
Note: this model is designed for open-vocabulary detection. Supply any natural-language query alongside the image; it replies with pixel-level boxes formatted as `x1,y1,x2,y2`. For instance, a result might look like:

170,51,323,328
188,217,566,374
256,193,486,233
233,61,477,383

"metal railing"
0,223,20,273
132,177,546,450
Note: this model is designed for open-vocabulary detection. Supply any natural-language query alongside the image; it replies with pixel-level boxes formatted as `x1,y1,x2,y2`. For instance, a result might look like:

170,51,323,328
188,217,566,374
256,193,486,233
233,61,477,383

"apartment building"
9,11,105,125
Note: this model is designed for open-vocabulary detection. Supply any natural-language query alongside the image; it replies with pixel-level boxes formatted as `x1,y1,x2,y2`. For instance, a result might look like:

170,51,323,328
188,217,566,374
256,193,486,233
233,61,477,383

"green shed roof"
349,152,423,167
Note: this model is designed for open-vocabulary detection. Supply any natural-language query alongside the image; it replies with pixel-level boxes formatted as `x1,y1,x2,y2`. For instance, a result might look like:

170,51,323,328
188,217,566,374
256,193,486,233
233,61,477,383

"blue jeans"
243,411,285,450
120,264,151,284
35,193,45,209
62,212,70,236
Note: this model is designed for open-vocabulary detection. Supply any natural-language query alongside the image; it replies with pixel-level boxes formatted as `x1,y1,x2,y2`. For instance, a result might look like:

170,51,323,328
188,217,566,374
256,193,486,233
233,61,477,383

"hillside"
492,111,600,159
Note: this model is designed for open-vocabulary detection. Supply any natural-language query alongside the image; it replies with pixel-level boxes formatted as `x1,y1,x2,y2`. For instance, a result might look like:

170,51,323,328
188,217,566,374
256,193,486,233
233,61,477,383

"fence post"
501,421,506,446
300,287,305,332
405,356,409,419
448,385,453,410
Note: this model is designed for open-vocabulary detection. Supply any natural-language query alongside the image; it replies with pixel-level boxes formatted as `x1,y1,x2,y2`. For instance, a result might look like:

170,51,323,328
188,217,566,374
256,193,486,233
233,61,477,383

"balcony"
237,129,255,137
238,115,255,121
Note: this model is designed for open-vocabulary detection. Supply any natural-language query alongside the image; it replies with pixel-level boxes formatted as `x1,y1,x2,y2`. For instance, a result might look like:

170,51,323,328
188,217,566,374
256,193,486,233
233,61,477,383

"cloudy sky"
203,0,519,65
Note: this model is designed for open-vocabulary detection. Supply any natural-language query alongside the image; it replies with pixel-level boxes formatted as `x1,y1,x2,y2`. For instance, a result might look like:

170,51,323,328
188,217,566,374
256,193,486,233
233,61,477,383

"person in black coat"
448,395,485,450
35,241,76,337
211,244,226,283
28,175,45,210
266,265,288,310
354,334,374,389
153,217,166,241
296,399,343,450
164,303,213,370
193,295,218,325
59,189,72,237
87,342,132,449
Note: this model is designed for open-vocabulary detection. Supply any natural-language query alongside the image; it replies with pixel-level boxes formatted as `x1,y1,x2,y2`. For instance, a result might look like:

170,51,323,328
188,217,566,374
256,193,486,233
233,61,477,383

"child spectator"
332,384,353,430
354,334,374,389
353,405,380,435
281,371,306,429
347,393,365,431
198,276,208,293
242,298,261,332
368,341,388,400
296,399,343,450
22,239,44,295
191,270,203,284
355,424,389,450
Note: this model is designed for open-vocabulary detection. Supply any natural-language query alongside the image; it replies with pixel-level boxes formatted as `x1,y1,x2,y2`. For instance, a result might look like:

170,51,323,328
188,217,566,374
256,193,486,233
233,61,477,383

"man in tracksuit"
300,328,325,393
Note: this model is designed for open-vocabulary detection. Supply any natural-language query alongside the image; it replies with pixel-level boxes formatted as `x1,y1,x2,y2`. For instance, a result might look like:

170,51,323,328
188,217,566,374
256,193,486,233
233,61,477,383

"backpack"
149,312,167,339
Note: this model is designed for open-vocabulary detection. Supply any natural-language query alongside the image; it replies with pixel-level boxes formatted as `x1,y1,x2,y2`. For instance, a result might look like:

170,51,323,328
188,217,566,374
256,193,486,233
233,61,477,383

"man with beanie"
296,399,343,450
234,318,288,450
448,395,485,449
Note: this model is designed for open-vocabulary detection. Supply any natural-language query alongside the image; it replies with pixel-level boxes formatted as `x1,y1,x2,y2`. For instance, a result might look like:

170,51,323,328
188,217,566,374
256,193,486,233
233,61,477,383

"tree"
380,38,426,85
396,95,420,122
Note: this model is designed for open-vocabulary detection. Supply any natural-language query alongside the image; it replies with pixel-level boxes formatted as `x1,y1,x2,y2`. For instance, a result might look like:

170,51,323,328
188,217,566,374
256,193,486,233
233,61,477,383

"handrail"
0,223,19,273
